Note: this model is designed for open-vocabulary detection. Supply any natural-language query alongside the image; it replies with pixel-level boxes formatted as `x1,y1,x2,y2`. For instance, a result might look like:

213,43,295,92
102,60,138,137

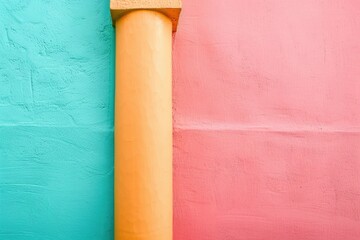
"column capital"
110,0,182,31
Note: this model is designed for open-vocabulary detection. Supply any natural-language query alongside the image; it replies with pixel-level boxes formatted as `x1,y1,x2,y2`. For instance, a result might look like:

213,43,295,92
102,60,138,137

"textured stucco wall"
173,0,360,239
0,1,114,239
2,0,360,240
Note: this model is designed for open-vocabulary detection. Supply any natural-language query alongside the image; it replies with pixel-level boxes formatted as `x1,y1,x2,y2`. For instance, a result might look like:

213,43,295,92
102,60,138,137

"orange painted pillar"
110,1,181,240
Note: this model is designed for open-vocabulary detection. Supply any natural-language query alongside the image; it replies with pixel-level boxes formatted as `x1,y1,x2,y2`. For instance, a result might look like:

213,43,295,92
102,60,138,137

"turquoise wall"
0,1,114,239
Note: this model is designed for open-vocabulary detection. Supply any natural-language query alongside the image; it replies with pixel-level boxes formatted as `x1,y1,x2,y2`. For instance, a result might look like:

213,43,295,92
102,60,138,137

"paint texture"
0,1,114,239
173,0,360,239
114,10,172,240
1,0,360,239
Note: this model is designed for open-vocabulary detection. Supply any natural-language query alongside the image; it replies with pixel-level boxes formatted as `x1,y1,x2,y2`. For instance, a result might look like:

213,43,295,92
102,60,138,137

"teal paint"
0,1,114,239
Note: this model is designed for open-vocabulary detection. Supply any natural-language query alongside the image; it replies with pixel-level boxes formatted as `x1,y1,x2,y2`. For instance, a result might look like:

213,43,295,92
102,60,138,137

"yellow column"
111,1,181,240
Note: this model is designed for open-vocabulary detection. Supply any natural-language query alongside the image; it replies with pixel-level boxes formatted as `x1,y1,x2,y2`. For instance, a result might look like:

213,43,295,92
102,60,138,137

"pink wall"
172,0,360,239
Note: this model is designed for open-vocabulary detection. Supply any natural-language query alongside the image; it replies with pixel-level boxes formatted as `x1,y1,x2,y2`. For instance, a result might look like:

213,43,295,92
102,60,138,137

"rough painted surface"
173,0,360,239
0,1,114,239
2,0,360,239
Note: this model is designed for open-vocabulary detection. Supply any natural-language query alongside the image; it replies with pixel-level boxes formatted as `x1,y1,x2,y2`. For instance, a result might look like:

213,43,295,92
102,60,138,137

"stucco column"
110,1,181,240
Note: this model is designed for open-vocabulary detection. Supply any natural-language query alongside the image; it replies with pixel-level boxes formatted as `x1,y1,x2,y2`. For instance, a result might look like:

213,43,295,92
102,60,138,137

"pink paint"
173,0,360,239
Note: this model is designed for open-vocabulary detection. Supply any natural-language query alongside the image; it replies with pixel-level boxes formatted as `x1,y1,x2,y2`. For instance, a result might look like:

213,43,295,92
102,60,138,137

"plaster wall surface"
0,1,114,239
1,0,360,240
173,0,360,239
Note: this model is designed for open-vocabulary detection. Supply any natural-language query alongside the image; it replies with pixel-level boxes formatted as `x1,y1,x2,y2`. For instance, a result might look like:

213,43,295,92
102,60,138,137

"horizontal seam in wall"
0,124,114,131
174,125,360,134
